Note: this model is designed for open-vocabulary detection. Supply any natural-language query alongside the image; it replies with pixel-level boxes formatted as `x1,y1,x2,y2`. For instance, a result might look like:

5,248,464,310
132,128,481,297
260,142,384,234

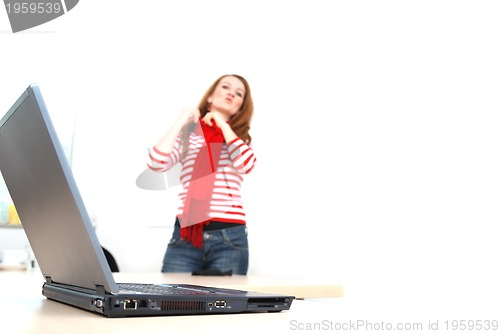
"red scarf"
180,119,224,248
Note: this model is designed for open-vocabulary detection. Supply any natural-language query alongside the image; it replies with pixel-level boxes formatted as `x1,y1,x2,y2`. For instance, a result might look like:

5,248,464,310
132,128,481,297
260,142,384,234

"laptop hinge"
95,284,106,295
45,276,53,284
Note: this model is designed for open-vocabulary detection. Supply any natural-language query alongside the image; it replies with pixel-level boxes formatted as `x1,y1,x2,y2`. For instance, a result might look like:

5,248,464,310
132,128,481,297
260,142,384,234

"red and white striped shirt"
148,133,256,224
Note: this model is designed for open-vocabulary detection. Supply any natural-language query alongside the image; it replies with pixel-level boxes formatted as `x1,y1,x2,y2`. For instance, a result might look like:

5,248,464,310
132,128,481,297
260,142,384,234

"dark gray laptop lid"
0,84,119,294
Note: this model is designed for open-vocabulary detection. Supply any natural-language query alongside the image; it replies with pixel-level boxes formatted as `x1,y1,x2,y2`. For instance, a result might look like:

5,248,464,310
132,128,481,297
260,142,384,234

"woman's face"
208,76,246,117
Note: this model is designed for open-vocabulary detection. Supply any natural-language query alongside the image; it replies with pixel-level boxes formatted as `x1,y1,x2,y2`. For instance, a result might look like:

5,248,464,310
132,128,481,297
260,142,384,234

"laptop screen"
0,84,118,293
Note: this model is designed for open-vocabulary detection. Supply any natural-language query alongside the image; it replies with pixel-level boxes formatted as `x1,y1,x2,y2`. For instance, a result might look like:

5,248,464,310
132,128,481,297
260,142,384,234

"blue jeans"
161,224,249,275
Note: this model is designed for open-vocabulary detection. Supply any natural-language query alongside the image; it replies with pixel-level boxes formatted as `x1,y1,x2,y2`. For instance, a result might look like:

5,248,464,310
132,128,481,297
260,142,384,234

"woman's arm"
154,107,200,153
227,138,257,175
148,107,200,172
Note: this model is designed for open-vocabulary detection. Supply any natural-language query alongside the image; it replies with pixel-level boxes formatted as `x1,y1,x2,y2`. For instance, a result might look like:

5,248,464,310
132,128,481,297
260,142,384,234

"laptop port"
214,301,226,308
148,300,159,310
124,299,138,310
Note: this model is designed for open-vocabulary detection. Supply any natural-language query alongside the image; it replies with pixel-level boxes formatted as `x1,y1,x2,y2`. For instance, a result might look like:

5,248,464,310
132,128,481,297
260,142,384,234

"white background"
1,0,500,318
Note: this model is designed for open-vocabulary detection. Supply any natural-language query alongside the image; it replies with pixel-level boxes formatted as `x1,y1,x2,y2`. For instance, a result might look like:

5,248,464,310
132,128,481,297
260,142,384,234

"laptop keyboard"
118,283,218,295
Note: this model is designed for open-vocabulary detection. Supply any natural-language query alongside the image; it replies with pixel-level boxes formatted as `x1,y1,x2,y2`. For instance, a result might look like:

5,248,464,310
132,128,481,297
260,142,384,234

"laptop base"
43,282,293,317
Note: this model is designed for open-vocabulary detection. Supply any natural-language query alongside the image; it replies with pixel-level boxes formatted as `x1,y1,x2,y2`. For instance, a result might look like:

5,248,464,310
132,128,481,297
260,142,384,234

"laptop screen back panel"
0,84,118,293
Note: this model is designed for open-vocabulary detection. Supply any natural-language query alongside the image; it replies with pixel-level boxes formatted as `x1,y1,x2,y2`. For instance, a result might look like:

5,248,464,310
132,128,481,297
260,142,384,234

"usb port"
214,301,226,308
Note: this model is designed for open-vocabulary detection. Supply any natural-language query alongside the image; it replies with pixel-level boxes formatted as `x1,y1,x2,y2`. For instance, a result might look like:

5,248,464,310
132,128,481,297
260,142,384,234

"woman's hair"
181,74,254,152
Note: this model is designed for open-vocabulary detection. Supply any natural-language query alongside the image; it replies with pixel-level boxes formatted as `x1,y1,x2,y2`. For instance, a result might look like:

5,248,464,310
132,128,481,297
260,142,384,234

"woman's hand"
202,112,237,143
154,107,200,154
177,107,200,127
202,111,226,129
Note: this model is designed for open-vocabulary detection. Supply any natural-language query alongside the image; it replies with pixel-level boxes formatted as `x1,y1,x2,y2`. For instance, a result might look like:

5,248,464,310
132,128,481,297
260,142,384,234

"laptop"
0,83,294,318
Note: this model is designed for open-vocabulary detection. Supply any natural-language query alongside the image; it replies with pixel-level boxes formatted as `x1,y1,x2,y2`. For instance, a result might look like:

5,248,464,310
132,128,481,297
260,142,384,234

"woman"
148,74,256,275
